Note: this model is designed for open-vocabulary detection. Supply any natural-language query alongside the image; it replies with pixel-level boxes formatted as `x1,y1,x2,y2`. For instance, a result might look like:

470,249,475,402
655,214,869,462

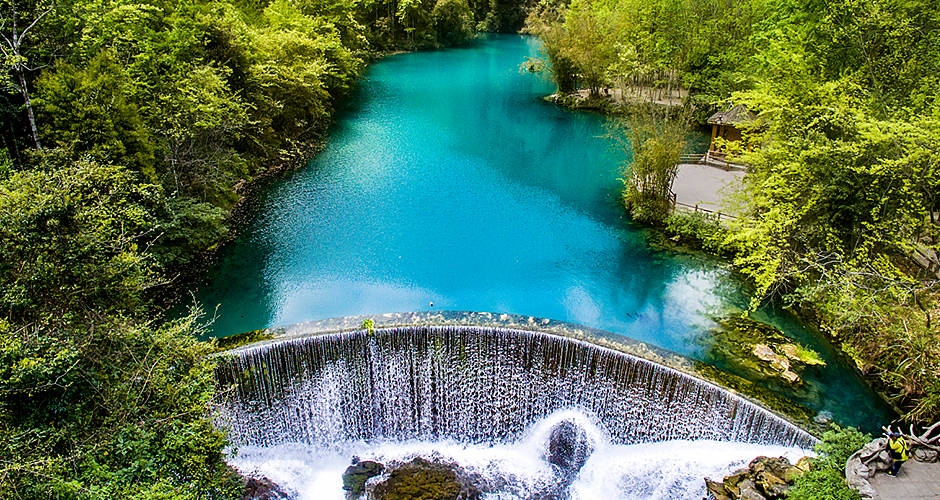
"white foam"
228,409,811,500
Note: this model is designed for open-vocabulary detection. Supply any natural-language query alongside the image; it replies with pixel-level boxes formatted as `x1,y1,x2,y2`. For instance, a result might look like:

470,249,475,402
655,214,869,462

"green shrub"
787,467,862,500
787,424,870,500
0,313,243,499
664,211,728,253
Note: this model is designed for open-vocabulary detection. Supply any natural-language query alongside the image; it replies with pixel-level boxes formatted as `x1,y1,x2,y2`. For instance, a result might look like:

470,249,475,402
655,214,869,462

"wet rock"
779,344,800,361
372,457,481,500
780,344,825,365
706,478,733,500
242,476,293,500
783,457,810,483
756,469,789,497
738,478,765,500
707,455,808,500
723,469,749,497
546,419,595,478
342,458,384,495
749,456,794,498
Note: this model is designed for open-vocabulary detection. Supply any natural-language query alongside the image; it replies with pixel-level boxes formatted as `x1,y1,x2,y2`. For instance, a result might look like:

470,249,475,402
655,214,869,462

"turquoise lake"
189,34,895,433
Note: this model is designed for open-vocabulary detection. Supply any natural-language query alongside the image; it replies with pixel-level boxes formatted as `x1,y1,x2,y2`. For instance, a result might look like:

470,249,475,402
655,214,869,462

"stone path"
672,163,746,213
869,460,940,499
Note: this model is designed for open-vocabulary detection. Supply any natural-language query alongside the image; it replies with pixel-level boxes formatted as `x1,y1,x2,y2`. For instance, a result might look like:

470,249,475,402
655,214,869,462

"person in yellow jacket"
887,432,909,476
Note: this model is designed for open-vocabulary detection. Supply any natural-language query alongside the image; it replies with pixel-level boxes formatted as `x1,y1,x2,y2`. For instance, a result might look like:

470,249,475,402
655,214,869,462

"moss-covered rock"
342,459,384,495
702,315,825,386
372,457,481,500
215,328,275,351
242,476,293,499
707,456,810,500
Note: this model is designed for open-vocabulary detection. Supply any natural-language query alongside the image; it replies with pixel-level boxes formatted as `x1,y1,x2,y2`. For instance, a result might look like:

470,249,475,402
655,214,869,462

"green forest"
1,0,937,496
0,0,523,496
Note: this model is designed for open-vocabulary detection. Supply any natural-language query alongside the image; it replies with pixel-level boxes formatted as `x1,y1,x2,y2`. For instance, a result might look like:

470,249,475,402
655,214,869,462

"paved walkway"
869,460,940,499
672,163,745,212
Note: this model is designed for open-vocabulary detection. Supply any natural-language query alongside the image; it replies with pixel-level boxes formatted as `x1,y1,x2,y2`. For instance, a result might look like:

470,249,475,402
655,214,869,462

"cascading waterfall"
215,325,815,452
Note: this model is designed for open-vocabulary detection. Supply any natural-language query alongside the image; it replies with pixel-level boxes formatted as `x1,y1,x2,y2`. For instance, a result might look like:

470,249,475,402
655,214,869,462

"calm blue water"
190,34,894,433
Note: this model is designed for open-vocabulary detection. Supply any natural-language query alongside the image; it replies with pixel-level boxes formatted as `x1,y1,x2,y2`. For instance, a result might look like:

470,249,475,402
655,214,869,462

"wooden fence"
703,151,747,171
677,154,705,164
668,191,737,222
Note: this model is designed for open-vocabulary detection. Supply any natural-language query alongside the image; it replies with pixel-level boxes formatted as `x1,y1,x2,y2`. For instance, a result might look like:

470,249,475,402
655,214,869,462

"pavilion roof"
707,104,757,126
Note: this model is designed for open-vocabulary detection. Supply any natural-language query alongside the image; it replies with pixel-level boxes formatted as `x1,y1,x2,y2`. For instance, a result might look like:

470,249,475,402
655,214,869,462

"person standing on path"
887,432,909,476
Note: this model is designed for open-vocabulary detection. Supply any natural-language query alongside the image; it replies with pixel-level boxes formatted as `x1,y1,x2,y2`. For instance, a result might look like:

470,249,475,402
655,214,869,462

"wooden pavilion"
704,104,757,169
707,104,757,150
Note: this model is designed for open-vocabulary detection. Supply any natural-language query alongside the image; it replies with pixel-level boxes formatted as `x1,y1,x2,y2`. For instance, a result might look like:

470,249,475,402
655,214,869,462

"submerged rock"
372,457,481,500
752,344,776,362
704,315,826,385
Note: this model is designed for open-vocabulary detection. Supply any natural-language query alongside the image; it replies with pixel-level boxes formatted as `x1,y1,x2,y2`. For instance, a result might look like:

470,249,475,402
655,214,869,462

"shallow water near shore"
190,34,894,432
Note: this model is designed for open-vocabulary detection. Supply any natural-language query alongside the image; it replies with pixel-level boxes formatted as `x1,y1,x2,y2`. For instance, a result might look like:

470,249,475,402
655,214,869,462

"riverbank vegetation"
787,425,870,500
528,0,940,423
0,0,534,496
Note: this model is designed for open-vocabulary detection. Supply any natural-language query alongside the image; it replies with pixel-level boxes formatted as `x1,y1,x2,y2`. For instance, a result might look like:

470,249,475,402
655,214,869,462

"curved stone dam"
215,323,815,499
217,325,813,449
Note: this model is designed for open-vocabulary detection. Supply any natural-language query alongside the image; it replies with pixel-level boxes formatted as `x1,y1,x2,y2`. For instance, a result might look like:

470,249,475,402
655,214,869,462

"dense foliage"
525,0,766,110
0,153,238,497
0,0,532,497
728,0,940,423
530,0,940,424
786,425,870,500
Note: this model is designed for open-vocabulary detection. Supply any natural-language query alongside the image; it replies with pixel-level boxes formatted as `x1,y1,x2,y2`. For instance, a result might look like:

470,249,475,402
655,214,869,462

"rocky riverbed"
706,455,812,500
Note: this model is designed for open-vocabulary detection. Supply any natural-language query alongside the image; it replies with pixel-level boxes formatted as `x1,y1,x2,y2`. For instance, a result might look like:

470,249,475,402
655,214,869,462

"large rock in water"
372,457,481,500
706,455,809,500
546,419,595,478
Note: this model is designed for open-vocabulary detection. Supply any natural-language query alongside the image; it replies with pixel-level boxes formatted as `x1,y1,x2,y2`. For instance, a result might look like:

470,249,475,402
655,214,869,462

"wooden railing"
668,190,736,222
704,150,747,171
677,154,705,164
676,202,736,222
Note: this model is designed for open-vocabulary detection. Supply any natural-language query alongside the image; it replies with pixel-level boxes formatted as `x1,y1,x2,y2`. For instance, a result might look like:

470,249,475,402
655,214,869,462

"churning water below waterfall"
228,409,809,500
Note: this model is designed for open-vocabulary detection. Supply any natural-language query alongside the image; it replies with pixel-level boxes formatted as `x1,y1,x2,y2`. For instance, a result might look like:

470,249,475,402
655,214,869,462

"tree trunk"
16,69,41,150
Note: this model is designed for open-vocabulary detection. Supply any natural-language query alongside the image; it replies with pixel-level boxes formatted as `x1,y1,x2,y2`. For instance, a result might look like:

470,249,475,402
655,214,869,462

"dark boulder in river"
547,419,595,479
